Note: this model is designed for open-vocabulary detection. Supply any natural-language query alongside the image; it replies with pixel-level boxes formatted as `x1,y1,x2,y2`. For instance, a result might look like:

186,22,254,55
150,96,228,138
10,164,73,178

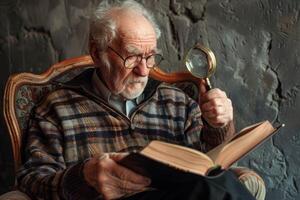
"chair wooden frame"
3,55,202,171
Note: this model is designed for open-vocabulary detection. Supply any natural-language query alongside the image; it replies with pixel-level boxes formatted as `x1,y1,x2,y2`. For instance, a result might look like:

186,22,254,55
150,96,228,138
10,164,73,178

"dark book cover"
118,153,222,189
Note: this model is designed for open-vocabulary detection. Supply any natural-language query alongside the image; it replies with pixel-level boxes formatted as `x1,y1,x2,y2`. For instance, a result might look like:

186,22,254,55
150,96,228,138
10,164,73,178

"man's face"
98,11,157,99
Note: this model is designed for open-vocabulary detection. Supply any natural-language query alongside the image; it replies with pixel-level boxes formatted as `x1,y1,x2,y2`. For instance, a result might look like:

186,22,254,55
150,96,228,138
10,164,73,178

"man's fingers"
109,152,151,185
201,88,227,103
99,172,149,199
200,91,233,128
202,106,226,118
84,155,150,200
109,173,149,192
101,164,150,200
201,98,231,112
111,162,151,185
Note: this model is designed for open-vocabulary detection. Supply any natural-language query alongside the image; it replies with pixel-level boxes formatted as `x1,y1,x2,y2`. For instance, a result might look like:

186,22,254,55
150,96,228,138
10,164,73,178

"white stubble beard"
120,76,148,99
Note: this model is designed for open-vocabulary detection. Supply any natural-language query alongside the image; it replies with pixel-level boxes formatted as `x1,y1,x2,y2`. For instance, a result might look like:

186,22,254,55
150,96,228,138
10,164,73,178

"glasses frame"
107,46,163,69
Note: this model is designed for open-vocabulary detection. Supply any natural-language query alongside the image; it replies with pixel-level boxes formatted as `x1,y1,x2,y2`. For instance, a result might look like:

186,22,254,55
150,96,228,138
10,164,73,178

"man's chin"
120,85,145,99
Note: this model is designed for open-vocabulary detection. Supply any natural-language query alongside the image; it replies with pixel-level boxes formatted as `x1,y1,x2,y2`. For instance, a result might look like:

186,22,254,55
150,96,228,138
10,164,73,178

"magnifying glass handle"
205,78,213,90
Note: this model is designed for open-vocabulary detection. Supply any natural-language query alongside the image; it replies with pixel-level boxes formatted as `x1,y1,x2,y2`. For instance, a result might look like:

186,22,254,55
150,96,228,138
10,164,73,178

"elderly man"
0,0,264,200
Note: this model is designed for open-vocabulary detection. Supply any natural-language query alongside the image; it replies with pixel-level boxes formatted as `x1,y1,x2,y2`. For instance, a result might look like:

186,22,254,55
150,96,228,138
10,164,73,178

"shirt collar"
92,70,111,102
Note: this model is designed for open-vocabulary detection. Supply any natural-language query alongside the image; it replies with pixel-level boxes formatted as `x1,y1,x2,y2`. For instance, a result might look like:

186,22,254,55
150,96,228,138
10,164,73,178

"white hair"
89,0,161,52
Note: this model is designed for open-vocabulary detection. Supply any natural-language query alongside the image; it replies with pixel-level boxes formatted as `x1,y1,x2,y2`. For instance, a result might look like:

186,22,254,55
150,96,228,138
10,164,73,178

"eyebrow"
125,45,160,55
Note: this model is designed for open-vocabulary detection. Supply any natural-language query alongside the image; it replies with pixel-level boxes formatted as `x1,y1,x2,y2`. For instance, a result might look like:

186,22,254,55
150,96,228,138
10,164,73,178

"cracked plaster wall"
0,0,299,199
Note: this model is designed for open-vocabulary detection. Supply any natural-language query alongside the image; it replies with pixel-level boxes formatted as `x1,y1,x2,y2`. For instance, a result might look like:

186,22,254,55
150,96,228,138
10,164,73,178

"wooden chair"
2,55,265,199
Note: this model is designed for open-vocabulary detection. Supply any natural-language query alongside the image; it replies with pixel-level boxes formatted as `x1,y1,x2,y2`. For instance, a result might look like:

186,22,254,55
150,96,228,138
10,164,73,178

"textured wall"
0,0,299,199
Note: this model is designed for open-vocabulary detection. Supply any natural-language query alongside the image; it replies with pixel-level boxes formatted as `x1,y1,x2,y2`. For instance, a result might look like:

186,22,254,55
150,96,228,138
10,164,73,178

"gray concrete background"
0,0,299,199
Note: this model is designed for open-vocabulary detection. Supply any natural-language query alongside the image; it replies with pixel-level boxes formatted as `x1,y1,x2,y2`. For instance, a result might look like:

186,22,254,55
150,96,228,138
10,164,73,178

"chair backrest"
3,55,202,171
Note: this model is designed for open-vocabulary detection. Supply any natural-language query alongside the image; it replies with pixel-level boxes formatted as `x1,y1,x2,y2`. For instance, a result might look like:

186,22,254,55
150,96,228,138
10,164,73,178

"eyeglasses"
108,46,163,69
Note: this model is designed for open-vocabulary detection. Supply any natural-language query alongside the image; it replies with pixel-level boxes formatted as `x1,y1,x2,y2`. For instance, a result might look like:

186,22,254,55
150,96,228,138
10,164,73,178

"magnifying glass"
185,44,216,90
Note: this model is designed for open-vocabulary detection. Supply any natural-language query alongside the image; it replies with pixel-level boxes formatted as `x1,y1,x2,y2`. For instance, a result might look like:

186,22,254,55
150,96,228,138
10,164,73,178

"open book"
119,120,283,185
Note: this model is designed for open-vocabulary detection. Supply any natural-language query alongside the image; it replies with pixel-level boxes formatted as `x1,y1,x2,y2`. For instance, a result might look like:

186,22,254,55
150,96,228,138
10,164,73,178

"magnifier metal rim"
185,43,217,78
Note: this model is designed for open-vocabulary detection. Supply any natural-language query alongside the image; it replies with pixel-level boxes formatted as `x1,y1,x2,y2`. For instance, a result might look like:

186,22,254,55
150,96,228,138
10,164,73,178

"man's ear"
89,40,101,64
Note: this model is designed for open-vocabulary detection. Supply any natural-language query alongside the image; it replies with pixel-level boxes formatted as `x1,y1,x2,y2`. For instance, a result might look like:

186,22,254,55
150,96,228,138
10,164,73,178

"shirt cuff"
201,119,235,150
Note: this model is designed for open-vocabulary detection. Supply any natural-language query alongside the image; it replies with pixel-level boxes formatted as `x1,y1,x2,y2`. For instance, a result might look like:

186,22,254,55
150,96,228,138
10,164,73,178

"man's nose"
133,58,149,77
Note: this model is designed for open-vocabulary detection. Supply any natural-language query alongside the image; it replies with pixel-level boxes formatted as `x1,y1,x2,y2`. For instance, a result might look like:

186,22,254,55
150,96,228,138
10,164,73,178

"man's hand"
83,153,151,200
199,80,233,128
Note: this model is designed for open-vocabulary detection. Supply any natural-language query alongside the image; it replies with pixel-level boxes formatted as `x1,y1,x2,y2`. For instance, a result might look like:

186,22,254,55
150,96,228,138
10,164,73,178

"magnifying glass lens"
186,48,209,78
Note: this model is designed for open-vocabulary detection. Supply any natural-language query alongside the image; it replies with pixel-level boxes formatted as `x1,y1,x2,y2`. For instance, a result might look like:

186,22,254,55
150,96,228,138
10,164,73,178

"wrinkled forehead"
110,9,157,50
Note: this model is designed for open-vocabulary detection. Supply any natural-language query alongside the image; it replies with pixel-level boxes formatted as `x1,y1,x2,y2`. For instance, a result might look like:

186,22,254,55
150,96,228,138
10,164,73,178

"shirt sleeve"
16,109,101,200
200,119,235,152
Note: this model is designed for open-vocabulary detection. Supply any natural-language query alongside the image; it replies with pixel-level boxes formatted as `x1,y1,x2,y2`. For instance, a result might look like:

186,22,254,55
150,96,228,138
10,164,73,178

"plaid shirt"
17,69,234,200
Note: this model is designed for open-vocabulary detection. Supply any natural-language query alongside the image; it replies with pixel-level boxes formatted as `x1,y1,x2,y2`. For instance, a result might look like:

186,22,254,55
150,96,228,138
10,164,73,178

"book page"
206,121,276,169
206,121,263,162
141,141,215,176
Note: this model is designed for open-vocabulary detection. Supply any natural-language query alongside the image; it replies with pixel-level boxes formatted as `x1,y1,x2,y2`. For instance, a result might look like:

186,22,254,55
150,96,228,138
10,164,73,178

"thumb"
199,79,208,95
198,79,207,105
109,152,130,162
